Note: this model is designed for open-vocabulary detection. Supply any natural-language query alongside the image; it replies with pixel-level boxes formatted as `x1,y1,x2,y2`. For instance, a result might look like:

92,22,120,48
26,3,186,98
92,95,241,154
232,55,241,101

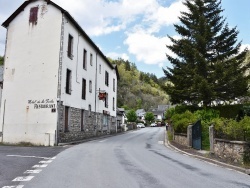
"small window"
113,78,115,92
88,105,91,117
105,71,109,86
90,53,93,66
65,106,70,132
82,78,86,100
89,80,92,93
83,49,87,69
99,64,101,74
113,97,115,111
105,93,108,108
66,69,71,94
29,7,38,24
81,110,84,131
68,34,73,59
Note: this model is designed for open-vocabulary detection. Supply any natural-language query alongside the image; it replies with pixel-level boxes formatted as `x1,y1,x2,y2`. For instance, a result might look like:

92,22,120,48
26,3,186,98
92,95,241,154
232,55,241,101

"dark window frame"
83,49,87,69
105,71,109,86
67,34,73,59
82,78,86,100
81,110,84,131
90,53,93,66
105,93,108,108
65,106,69,132
66,69,71,94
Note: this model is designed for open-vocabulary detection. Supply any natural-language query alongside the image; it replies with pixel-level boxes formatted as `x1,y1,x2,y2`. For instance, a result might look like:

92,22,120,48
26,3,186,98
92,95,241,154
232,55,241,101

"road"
1,127,250,188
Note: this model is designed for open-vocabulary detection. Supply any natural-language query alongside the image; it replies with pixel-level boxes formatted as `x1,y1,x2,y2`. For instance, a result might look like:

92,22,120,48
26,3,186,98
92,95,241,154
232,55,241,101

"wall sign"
28,99,56,109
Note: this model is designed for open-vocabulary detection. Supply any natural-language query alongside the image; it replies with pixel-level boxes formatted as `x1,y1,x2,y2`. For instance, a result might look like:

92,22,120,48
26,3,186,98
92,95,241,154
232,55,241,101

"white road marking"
7,155,51,160
12,176,34,181
24,169,42,174
32,164,48,168
158,141,164,144
2,185,24,188
39,160,53,164
99,139,107,142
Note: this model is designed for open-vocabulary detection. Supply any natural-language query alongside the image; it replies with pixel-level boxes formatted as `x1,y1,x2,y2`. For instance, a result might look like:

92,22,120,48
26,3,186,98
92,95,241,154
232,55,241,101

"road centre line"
2,185,24,188
7,155,52,160
24,169,42,174
39,160,53,164
12,176,34,181
32,164,48,168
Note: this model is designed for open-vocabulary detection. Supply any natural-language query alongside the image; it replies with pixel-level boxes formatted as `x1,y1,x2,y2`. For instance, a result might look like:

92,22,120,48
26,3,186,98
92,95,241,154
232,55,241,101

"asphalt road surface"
1,127,250,188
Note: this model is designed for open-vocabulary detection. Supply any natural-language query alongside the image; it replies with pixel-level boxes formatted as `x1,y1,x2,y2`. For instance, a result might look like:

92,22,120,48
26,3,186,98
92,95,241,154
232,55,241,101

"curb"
164,131,250,175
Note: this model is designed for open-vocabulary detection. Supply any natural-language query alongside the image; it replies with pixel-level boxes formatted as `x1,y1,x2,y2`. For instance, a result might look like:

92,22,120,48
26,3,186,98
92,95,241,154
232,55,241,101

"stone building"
0,0,119,146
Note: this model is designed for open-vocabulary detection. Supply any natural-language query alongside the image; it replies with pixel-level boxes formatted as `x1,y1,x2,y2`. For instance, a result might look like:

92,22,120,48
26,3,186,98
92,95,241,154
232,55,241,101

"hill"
110,58,169,111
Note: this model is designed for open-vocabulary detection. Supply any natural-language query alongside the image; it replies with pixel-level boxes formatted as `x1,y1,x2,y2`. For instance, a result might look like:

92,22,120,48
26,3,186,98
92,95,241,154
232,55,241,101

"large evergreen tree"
163,0,250,107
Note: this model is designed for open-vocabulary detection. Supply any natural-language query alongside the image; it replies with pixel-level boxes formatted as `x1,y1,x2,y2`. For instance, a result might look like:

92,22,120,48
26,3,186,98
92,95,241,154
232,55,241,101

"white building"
0,0,119,146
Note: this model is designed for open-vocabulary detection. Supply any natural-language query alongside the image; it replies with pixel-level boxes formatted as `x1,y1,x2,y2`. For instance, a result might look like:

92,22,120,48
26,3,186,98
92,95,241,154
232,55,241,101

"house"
151,105,170,122
0,0,119,146
136,109,146,122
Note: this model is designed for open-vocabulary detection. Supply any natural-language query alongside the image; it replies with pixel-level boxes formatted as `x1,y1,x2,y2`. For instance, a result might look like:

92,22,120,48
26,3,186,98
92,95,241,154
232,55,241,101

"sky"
0,0,249,78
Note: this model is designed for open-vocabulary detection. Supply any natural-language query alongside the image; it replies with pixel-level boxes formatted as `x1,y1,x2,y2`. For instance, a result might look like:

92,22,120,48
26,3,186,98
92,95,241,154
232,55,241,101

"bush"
213,116,250,141
171,110,197,133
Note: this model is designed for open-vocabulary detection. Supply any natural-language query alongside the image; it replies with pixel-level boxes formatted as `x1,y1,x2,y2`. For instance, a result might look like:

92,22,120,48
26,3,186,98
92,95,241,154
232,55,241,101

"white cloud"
124,31,177,66
144,0,186,33
240,44,250,52
106,52,129,60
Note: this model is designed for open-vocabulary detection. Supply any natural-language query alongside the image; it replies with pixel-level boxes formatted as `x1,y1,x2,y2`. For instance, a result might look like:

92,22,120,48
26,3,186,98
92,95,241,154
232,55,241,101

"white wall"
0,1,62,145
60,16,117,117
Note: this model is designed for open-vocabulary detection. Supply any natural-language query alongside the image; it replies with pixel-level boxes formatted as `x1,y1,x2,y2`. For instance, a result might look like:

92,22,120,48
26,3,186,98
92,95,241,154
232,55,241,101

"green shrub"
213,116,250,141
171,110,197,133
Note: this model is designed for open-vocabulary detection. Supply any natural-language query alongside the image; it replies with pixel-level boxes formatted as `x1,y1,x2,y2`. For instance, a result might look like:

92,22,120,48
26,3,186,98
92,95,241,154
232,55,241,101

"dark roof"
2,0,119,79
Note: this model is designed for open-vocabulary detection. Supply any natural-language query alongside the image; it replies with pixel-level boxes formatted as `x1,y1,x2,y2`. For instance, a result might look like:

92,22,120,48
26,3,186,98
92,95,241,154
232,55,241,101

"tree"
145,112,155,123
163,0,250,107
126,110,137,122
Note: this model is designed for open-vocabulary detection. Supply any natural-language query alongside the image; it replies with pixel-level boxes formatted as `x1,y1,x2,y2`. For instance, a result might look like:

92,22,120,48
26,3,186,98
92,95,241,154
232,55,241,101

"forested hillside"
110,58,169,111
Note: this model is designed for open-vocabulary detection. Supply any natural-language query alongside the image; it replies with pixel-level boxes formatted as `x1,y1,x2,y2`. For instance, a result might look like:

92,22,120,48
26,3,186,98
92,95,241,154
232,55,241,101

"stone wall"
57,103,118,143
174,133,188,147
213,139,250,164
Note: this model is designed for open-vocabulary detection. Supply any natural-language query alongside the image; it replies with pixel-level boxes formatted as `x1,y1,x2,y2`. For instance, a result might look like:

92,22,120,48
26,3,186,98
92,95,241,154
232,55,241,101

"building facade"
0,0,119,146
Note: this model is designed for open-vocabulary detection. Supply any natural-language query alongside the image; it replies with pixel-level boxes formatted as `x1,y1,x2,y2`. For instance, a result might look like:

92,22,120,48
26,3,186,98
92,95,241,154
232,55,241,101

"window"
29,7,38,24
81,110,84,131
89,80,92,93
90,53,93,66
68,34,73,59
83,49,87,69
82,78,86,100
105,93,108,108
99,64,101,74
113,97,115,111
65,106,70,132
88,105,91,117
105,71,109,86
113,78,115,92
66,69,71,94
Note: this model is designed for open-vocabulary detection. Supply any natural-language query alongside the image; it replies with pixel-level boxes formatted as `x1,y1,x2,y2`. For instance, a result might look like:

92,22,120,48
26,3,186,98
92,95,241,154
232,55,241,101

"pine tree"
163,0,250,107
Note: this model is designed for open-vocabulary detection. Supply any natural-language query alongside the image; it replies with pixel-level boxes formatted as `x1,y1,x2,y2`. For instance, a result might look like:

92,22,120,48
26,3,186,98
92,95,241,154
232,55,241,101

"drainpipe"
56,13,65,145
1,99,6,142
75,32,80,83
95,52,98,136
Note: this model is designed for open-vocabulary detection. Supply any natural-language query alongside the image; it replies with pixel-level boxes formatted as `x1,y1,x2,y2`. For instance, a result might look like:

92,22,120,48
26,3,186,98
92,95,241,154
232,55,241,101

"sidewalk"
164,131,250,175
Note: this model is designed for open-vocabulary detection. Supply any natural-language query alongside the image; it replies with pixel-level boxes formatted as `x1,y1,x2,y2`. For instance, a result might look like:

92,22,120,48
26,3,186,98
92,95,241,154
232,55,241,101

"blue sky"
0,0,249,78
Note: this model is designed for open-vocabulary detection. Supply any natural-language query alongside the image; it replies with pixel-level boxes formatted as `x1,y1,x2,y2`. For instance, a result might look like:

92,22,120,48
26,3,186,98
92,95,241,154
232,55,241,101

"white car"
150,123,157,127
137,123,145,128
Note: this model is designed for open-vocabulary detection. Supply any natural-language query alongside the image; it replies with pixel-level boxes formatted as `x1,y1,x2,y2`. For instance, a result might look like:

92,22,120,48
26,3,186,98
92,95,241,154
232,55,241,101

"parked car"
137,123,145,128
150,123,157,127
